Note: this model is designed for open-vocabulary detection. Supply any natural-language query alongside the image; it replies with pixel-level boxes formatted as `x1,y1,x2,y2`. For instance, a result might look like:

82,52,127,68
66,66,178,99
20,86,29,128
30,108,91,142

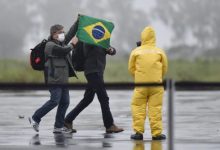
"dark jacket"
83,43,115,75
44,22,78,84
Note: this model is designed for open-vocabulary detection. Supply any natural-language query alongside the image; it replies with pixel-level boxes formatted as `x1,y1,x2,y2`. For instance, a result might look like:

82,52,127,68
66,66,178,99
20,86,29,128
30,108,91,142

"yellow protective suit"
132,141,162,150
128,26,168,137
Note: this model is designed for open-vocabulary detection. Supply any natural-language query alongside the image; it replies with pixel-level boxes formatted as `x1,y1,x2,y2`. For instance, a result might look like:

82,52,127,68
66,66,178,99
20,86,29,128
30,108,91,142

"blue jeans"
32,86,70,128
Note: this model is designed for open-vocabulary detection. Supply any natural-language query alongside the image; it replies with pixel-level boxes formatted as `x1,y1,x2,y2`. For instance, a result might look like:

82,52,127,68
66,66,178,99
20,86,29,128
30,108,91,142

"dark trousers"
65,73,114,128
32,86,70,128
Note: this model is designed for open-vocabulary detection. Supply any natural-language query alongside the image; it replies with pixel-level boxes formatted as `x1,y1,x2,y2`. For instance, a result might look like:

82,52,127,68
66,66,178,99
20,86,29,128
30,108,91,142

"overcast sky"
22,0,173,55
134,0,173,48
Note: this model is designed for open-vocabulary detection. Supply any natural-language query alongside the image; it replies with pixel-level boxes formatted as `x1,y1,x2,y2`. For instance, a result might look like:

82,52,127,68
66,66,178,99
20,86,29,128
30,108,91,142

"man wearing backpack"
64,42,124,134
29,20,78,134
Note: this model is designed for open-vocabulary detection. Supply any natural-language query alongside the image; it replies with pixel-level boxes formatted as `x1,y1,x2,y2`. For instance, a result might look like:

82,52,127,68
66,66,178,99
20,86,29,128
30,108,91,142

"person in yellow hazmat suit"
128,26,168,140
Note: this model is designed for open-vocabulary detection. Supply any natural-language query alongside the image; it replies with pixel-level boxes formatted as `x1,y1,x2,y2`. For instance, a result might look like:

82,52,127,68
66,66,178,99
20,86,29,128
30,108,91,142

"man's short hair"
50,24,64,35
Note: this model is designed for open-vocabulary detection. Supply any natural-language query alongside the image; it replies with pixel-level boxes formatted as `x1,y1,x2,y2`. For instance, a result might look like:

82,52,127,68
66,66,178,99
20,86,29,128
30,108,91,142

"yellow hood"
141,26,156,46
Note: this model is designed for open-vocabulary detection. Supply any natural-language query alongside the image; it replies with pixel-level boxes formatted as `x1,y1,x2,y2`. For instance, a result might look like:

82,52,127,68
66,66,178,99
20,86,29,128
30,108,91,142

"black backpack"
72,41,85,71
30,39,48,71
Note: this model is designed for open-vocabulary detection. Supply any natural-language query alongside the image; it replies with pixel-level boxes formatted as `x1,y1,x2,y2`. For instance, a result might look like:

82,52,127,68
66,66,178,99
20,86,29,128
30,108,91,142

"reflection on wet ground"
27,132,165,150
0,90,220,150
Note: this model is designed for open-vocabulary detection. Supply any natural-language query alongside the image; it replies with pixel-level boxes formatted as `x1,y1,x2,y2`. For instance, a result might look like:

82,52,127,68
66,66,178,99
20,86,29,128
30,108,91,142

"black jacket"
83,43,116,75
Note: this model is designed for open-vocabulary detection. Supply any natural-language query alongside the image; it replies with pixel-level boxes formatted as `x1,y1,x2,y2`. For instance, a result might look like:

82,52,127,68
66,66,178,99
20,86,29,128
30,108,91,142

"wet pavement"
0,90,220,150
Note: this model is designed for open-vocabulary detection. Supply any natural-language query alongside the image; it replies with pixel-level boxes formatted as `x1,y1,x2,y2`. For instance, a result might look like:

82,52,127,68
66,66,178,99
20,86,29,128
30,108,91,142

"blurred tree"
0,0,148,59
41,0,81,31
0,0,31,59
153,0,220,50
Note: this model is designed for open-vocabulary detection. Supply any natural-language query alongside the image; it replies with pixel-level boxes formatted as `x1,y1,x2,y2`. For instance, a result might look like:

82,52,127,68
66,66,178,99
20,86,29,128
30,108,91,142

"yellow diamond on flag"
83,22,111,43
77,15,114,48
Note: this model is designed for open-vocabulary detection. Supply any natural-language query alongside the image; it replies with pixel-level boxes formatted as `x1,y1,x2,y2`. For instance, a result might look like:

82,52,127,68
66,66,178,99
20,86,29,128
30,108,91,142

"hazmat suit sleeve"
161,51,168,77
128,50,136,77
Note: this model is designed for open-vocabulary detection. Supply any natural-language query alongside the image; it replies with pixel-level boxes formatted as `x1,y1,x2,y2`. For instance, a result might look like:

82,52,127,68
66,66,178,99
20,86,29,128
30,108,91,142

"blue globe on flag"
92,25,105,40
77,15,114,48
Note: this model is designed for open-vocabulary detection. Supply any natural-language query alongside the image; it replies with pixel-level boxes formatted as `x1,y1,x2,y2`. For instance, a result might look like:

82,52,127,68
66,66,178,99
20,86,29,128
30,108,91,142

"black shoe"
152,134,166,140
130,133,143,140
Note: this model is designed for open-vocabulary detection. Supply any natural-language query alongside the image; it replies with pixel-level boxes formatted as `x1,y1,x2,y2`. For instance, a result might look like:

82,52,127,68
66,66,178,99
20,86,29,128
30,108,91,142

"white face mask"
57,33,65,42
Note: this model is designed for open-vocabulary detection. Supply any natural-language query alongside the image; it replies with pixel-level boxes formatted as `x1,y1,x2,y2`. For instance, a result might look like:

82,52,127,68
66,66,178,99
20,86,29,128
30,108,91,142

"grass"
166,59,220,81
0,58,220,83
0,59,44,83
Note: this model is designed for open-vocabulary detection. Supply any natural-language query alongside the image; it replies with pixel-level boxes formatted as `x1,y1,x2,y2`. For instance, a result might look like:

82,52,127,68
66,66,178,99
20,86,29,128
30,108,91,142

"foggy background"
1,0,219,59
0,0,220,82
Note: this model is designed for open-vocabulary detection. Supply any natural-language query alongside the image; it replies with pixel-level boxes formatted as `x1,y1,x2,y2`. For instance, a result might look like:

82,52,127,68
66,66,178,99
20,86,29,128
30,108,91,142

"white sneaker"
53,127,72,134
28,117,39,132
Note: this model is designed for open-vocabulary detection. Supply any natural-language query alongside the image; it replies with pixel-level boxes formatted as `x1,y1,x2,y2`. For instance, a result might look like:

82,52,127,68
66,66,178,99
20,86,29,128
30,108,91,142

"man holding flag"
64,15,124,133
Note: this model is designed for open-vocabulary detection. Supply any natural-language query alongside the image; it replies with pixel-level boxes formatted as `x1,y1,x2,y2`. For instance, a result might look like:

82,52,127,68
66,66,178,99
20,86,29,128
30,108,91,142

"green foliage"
0,59,44,83
105,58,133,82
1,58,220,83
167,59,220,81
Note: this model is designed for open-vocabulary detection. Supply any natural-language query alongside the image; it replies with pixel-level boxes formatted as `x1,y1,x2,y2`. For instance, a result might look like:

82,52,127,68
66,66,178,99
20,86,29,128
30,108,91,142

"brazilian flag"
76,15,114,49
